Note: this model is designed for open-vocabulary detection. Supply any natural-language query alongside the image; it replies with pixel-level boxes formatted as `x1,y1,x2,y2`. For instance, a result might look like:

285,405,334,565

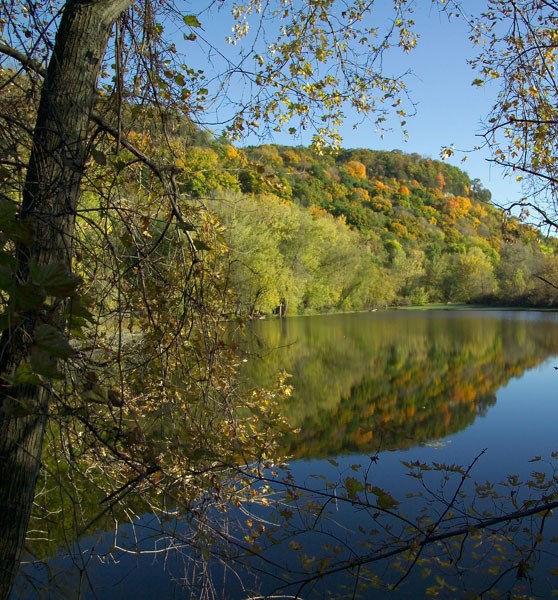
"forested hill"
182,141,558,315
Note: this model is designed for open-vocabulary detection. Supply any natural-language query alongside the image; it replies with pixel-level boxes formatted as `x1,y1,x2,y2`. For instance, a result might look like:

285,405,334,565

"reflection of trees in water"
240,311,558,458
17,312,558,599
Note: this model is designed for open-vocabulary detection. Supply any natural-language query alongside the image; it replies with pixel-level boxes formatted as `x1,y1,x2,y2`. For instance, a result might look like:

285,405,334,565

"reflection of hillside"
239,311,558,458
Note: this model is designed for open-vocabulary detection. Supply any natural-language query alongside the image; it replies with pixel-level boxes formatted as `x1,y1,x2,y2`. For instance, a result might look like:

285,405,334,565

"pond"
13,309,558,599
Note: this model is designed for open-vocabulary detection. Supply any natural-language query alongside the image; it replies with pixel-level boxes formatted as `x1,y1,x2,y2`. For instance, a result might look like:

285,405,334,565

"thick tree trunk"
0,0,131,597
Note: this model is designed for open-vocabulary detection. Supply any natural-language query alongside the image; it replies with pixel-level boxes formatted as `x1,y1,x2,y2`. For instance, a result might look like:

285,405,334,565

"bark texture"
0,0,131,596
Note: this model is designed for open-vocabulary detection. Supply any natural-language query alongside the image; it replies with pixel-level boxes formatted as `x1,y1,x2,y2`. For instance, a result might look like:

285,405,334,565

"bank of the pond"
248,302,558,321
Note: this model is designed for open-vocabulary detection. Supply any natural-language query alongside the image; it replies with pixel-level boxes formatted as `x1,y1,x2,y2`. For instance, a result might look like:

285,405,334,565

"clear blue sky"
190,1,522,206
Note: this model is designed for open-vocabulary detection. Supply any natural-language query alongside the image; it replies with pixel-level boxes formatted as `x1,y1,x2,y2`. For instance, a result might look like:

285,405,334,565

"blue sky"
189,1,522,206
352,1,523,207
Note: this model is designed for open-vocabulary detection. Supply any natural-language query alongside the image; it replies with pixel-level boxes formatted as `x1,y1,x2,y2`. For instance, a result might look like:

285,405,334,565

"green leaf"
34,323,74,359
193,239,211,251
183,15,201,27
29,262,82,298
13,282,45,310
29,347,63,379
91,148,107,166
0,265,13,291
344,476,364,500
371,486,399,510
67,298,95,322
0,196,17,223
13,363,42,385
0,198,33,244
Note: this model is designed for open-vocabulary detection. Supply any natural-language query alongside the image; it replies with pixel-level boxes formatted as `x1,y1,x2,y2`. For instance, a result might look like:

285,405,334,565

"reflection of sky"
444,357,558,480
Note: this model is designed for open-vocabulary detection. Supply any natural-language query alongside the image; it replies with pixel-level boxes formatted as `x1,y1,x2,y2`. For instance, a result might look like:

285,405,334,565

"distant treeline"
178,140,558,315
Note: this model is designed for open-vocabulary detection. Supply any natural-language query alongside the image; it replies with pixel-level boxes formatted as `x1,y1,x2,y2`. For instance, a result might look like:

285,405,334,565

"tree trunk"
0,0,131,596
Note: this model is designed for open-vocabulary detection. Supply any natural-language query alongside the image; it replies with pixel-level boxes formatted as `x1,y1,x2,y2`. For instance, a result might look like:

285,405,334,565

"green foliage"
197,142,558,313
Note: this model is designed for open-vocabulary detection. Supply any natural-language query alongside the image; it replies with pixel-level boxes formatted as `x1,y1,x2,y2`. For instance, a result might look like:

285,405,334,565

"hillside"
180,141,558,315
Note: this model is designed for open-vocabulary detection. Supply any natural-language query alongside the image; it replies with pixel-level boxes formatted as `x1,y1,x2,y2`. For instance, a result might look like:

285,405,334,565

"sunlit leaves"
183,15,202,28
220,0,418,148
470,0,558,210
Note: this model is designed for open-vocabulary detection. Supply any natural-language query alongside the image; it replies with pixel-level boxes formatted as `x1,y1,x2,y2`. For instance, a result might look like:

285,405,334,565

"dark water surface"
13,310,558,599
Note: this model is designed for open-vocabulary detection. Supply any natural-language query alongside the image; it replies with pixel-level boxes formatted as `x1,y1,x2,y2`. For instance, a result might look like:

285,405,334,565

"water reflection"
14,311,558,599
240,310,558,457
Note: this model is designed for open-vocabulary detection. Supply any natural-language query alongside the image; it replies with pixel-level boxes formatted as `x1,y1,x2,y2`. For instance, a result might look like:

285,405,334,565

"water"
241,310,558,460
14,310,558,598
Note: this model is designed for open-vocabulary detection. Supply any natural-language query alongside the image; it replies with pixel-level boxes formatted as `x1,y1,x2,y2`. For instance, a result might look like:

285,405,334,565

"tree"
0,1,424,596
0,2,133,594
469,0,558,229
445,247,498,302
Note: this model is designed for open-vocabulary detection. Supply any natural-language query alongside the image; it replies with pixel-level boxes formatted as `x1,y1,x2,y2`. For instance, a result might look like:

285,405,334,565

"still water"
14,310,558,598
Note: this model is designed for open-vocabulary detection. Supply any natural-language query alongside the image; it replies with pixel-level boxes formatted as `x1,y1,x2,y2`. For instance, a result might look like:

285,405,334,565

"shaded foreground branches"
223,450,558,598
18,448,558,599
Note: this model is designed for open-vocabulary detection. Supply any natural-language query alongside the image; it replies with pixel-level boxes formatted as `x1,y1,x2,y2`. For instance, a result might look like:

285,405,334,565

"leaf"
193,239,211,251
0,265,13,291
34,323,74,359
13,282,45,310
66,296,95,323
344,476,364,500
29,347,63,379
0,196,17,223
183,15,201,27
30,262,82,298
371,486,399,510
0,198,33,244
13,363,42,385
91,148,107,166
